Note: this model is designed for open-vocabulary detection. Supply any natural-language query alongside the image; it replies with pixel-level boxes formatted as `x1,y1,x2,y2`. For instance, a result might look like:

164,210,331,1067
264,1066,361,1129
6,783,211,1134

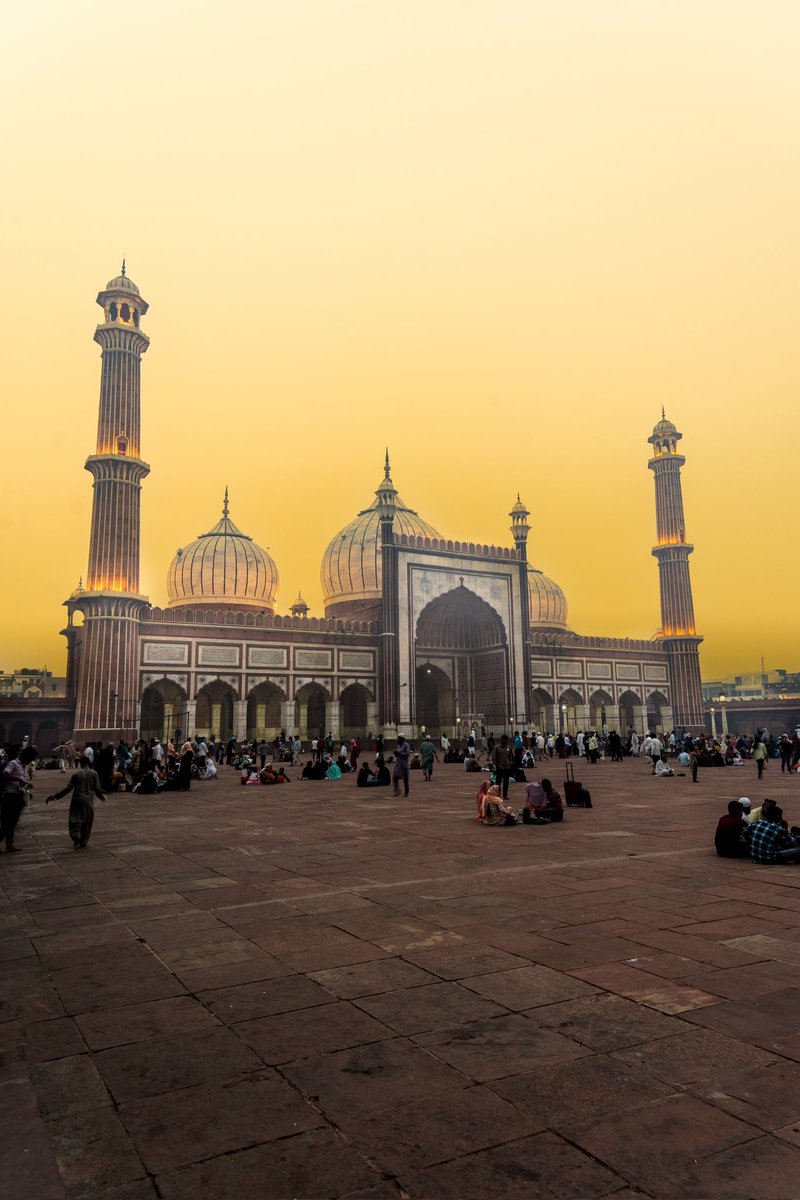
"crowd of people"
2,719,798,852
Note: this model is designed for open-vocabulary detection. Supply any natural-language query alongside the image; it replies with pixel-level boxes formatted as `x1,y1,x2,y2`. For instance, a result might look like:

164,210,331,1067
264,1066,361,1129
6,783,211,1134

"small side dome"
528,567,569,629
290,591,309,617
167,491,278,611
105,273,140,295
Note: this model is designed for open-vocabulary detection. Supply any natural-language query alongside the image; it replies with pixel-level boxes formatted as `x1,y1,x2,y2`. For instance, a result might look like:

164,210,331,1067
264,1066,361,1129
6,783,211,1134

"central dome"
528,567,569,629
321,456,441,617
168,492,278,611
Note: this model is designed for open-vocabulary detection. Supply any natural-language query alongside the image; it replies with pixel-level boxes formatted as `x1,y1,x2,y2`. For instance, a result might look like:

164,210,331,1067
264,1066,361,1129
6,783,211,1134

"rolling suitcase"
564,761,591,807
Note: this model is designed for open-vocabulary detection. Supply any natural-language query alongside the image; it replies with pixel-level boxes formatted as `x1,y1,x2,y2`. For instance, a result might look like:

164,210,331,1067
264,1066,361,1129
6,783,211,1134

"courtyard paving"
3,755,800,1199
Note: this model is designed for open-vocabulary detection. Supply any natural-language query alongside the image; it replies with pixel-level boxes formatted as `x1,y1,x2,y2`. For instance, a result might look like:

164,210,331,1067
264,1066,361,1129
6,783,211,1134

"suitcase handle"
565,761,574,782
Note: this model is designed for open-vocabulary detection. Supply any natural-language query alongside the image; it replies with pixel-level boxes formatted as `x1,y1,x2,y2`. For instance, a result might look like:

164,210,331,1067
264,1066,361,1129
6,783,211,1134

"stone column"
255,704,266,737
183,700,196,741
709,708,717,740
233,701,247,741
634,705,648,736
544,703,559,734
720,705,729,736
366,702,379,742
660,706,674,735
280,701,295,738
162,702,173,744
575,704,590,733
325,701,340,740
210,703,222,739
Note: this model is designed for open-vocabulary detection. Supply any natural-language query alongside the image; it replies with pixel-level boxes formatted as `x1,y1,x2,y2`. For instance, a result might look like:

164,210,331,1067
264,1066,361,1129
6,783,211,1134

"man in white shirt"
153,739,164,766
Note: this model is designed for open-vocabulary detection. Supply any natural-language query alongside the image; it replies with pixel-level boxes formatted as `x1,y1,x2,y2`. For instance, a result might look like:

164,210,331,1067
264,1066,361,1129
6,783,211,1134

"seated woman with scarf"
479,784,517,826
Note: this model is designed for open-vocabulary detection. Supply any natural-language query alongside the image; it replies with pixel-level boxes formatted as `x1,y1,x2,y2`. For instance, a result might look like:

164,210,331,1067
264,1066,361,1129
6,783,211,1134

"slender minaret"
377,450,399,739
509,495,532,726
65,264,150,742
648,412,704,729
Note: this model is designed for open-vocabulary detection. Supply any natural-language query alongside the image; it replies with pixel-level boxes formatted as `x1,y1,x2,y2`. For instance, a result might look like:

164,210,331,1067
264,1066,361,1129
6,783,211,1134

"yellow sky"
2,1,797,679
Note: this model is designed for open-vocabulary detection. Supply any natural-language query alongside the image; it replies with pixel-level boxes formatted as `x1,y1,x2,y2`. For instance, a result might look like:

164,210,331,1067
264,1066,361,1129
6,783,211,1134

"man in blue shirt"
744,806,800,864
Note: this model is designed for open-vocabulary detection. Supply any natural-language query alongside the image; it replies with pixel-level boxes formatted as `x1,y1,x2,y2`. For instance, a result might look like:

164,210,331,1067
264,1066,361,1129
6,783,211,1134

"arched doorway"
195,681,236,740
558,689,583,735
35,720,60,755
531,687,552,733
647,690,670,735
141,680,188,743
619,690,643,735
415,665,454,736
295,683,330,740
589,690,616,732
247,682,284,741
415,585,508,734
341,683,371,740
9,719,32,747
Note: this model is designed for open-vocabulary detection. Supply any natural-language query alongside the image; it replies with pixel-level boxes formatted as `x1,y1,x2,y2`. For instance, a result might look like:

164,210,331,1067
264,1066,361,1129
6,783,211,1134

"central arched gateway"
414,584,509,735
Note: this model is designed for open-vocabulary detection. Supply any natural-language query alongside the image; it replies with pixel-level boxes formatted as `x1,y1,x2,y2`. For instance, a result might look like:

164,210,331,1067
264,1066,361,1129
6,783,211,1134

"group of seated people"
240,764,290,785
715,796,800,864
476,777,564,826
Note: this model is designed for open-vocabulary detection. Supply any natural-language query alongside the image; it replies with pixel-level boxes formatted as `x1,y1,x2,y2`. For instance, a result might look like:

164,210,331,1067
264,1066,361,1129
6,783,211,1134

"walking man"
46,755,106,848
491,734,513,800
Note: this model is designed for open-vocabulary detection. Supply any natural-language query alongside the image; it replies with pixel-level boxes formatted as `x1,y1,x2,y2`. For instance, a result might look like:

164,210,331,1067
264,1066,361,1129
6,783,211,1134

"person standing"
780,735,793,774
45,755,106,848
753,736,768,780
419,735,438,781
490,734,513,800
349,738,361,774
392,736,412,797
1,746,37,853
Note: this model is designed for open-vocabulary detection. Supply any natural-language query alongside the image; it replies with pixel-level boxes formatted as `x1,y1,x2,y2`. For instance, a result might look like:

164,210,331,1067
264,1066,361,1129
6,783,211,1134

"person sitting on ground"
539,777,564,822
678,749,691,768
654,754,674,777
744,805,800,864
203,759,218,780
522,781,550,823
479,784,517,826
300,759,326,780
714,800,750,858
476,777,491,821
325,758,342,780
357,763,380,787
748,798,783,826
737,797,752,823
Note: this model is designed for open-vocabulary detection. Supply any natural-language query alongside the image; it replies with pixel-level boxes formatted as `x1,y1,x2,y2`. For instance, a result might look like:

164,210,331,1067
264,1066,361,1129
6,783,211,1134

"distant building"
0,670,66,700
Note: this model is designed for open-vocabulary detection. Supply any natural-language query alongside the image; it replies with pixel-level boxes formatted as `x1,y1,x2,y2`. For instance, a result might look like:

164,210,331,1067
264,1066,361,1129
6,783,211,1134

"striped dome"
168,494,278,611
321,459,441,612
528,567,568,629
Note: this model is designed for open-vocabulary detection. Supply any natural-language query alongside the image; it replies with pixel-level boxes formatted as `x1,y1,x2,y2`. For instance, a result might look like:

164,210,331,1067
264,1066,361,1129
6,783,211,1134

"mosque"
59,268,704,747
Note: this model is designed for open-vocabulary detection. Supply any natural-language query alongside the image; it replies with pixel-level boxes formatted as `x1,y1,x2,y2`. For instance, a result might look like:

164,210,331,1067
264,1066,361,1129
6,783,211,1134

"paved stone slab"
460,964,596,1010
663,1134,800,1199
155,1128,380,1199
120,1071,324,1173
283,1038,468,1120
689,1061,800,1130
236,1001,393,1063
532,992,686,1052
398,1130,625,1199
0,1077,66,1200
414,1013,590,1082
46,1106,146,1198
307,957,438,997
94,1026,265,1103
76,996,219,1051
353,981,506,1034
197,974,334,1023
491,1053,676,1123
30,1054,112,1120
614,1025,779,1085
564,1093,757,1193
338,1085,541,1173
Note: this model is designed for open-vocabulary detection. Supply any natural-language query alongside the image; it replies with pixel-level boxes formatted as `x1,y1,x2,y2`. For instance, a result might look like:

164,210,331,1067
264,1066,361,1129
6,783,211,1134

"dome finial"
661,405,665,420
222,486,229,518
384,447,391,481
121,256,126,278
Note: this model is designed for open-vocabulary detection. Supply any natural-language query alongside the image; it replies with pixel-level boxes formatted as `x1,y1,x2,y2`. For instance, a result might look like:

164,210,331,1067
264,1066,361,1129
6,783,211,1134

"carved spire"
223,486,229,518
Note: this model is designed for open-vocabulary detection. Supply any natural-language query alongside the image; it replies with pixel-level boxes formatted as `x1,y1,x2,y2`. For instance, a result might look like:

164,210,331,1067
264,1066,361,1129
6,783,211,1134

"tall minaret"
648,412,704,729
64,265,150,742
509,494,532,726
